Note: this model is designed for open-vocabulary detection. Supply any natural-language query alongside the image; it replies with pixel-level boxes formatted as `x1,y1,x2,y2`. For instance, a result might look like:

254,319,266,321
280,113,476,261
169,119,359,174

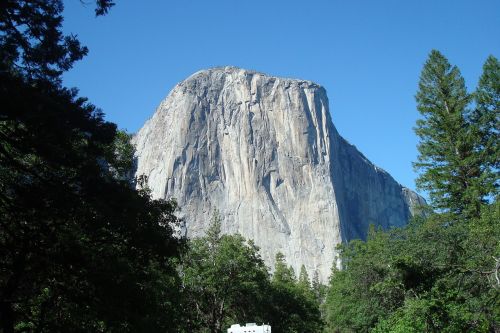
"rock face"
133,67,425,282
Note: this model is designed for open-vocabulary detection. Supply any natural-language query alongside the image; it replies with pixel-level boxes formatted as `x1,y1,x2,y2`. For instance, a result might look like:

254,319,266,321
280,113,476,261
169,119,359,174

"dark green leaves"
179,217,323,333
414,50,498,219
179,214,270,333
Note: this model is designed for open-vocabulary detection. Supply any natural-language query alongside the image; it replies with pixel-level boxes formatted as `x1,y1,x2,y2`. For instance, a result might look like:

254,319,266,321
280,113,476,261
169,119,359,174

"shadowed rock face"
133,66,425,282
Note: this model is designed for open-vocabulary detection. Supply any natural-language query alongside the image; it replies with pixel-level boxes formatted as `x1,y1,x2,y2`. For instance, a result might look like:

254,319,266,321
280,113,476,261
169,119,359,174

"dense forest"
1,1,498,332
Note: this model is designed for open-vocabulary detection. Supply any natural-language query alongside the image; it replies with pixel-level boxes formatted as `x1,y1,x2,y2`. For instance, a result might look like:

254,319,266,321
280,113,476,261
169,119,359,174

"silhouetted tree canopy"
0,0,115,83
1,1,188,332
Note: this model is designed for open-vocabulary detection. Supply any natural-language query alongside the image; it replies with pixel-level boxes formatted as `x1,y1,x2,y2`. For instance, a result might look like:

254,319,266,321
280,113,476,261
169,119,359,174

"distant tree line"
1,1,498,332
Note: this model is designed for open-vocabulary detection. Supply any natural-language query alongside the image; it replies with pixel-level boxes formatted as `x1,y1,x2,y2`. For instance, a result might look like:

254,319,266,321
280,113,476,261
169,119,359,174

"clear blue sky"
62,0,499,193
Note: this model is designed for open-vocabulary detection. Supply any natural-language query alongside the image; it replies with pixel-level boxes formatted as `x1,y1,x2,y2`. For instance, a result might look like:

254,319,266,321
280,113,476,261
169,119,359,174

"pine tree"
298,265,311,290
311,270,323,302
269,254,322,333
472,55,500,201
206,209,222,249
272,252,296,285
414,50,479,217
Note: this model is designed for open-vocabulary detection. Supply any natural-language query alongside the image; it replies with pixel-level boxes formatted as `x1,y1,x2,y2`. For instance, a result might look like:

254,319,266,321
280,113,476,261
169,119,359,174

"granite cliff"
133,67,425,281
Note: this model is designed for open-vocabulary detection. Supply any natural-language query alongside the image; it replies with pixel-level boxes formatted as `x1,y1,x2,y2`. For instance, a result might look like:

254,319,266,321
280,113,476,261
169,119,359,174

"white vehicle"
227,323,271,333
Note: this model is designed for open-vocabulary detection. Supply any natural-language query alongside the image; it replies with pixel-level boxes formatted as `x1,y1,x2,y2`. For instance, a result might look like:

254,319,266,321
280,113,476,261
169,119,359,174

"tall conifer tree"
472,55,500,201
414,50,477,217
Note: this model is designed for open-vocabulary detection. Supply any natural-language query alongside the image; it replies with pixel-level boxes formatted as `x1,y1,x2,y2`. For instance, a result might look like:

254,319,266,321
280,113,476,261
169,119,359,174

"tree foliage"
268,254,323,333
0,54,186,333
179,212,270,333
179,216,324,333
0,1,188,332
472,55,500,198
414,50,498,218
0,0,114,83
324,51,500,332
326,212,499,332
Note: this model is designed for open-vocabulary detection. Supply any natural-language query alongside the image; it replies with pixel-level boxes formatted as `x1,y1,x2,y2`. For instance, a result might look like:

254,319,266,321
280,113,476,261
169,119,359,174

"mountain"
133,67,426,281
